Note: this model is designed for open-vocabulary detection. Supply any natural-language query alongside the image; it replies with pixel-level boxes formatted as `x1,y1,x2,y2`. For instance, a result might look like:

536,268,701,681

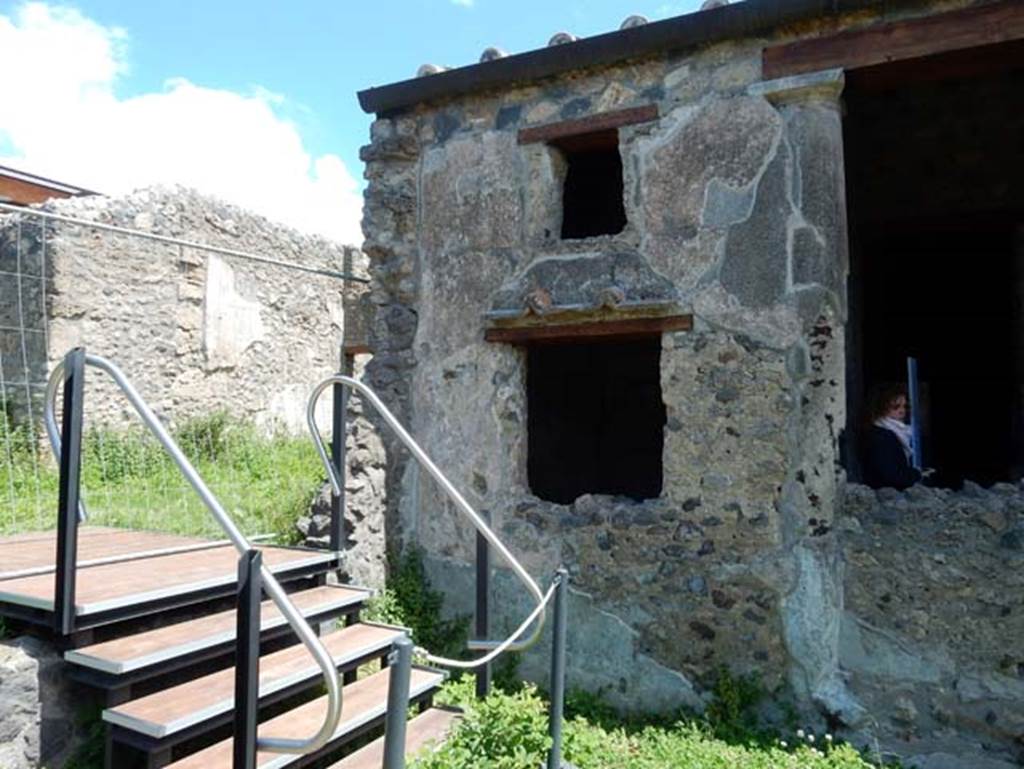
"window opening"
554,129,627,240
527,336,664,503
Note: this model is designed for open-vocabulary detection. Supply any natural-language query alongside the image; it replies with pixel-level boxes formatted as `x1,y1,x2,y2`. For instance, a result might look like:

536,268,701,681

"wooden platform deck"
0,527,339,624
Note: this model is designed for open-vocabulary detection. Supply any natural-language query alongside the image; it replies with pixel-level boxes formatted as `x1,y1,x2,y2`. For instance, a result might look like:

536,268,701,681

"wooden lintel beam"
484,314,692,344
517,104,659,145
762,0,1024,80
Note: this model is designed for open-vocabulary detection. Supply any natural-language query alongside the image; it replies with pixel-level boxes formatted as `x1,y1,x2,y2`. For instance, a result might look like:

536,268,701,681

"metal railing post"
54,347,85,636
329,369,346,552
475,510,491,699
233,550,262,769
546,569,569,769
382,636,414,769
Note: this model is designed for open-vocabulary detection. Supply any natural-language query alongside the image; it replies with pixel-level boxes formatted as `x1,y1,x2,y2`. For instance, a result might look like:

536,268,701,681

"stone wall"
0,636,95,769
355,0,1016,764
359,1,859,715
0,186,354,433
840,483,1024,766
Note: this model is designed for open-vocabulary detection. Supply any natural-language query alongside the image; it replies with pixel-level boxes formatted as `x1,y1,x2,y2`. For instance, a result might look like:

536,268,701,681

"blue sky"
0,1,702,242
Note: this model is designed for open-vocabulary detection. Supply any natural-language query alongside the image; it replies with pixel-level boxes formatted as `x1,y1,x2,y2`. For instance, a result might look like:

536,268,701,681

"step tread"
330,707,461,769
0,527,206,579
0,545,338,614
104,622,403,738
165,667,445,769
67,585,369,674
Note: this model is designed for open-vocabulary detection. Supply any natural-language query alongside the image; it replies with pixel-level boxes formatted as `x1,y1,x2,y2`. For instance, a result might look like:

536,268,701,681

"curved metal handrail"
44,353,341,755
307,374,547,669
43,382,87,523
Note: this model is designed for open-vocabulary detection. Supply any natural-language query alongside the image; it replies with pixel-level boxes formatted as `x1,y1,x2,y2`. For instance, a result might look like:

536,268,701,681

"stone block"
0,636,87,769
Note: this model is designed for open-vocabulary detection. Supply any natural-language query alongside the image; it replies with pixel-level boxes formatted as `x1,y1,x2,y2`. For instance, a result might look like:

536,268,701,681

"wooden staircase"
40,543,459,769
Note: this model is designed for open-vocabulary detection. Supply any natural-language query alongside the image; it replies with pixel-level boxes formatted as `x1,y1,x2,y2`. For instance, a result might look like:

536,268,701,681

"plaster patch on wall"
203,254,266,370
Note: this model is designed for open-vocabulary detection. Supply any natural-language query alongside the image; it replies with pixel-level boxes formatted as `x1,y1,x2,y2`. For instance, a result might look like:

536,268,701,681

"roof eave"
357,0,887,116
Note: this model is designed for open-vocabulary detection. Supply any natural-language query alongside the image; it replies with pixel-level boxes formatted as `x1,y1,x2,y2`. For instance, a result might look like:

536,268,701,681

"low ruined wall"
840,483,1024,766
0,187,354,433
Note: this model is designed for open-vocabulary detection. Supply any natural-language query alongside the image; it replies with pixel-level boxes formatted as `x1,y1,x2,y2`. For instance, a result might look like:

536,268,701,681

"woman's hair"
865,383,908,424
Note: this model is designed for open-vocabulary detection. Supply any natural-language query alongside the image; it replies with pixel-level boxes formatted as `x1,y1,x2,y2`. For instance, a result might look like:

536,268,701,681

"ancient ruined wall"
840,483,1024,765
358,0,993,740
0,187,352,432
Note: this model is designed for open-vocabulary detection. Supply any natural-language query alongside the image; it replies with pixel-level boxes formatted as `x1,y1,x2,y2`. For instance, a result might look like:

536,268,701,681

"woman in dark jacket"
863,384,921,490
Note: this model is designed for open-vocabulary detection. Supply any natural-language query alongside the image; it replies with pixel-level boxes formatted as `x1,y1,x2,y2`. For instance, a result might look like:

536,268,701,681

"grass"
0,410,324,542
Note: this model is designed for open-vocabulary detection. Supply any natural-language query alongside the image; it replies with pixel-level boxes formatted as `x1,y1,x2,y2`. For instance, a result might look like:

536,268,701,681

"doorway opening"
843,42,1024,488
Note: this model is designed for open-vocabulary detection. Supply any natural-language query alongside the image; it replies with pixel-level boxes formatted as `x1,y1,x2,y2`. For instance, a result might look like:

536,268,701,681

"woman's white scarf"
875,417,913,461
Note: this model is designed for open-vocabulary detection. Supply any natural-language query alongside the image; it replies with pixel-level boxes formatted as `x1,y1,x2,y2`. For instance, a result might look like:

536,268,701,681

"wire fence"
0,197,357,542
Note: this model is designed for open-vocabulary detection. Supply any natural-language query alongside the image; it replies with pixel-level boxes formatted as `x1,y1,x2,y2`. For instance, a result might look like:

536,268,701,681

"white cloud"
451,0,475,7
0,3,364,245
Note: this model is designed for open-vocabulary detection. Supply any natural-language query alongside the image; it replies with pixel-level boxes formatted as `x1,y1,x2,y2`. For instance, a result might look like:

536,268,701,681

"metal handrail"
43,381,87,523
44,353,342,755
306,375,547,669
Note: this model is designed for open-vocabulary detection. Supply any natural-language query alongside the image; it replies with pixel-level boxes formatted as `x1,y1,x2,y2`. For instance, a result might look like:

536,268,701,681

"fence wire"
0,204,349,543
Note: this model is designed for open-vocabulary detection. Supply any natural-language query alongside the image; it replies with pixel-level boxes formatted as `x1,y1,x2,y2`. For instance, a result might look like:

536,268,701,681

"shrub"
702,665,768,743
414,683,551,769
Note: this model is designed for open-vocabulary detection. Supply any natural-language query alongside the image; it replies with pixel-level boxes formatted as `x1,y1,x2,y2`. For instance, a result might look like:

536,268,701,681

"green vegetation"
63,705,105,769
364,546,471,660
0,410,322,542
411,675,890,769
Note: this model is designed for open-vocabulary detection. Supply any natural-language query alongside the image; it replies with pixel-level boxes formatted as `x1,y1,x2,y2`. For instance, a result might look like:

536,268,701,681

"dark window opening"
843,43,1024,489
527,337,664,503
555,129,627,240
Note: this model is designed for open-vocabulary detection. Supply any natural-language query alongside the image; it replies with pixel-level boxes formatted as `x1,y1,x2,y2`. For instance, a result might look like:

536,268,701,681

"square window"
527,337,664,503
553,129,627,240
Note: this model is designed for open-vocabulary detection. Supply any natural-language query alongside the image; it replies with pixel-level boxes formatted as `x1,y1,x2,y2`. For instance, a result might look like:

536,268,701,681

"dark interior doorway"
843,42,1024,488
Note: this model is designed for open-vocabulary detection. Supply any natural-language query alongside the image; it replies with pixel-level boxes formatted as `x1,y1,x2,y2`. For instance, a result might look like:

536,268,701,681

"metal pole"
546,569,569,769
382,636,414,769
0,201,367,283
475,510,491,699
233,549,262,769
54,347,85,636
907,356,923,470
329,360,347,553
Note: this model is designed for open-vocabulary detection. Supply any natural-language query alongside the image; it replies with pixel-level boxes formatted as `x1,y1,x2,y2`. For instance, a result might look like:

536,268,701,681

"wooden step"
104,622,405,739
0,544,338,616
330,707,461,769
0,527,209,580
165,667,446,769
66,585,368,677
